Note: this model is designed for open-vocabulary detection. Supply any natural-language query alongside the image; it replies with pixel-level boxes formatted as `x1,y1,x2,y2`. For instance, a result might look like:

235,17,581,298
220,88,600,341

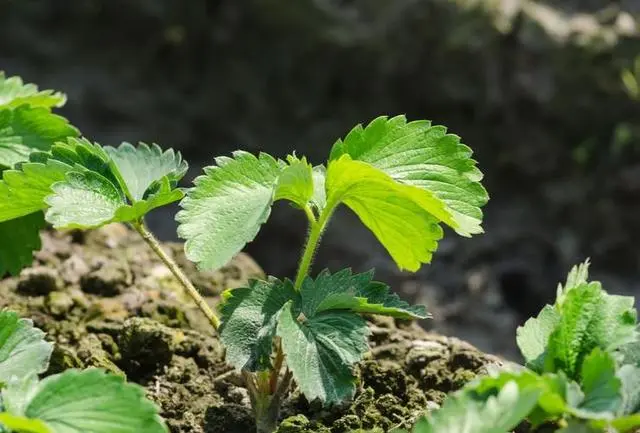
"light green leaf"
113,178,185,222
413,381,540,433
0,73,66,109
0,413,50,433
617,364,640,415
556,260,591,304
574,348,621,417
592,414,640,432
1,369,167,433
0,213,45,276
274,155,314,209
45,171,125,229
219,278,297,371
516,305,561,373
299,269,428,319
545,282,605,379
0,160,71,222
311,165,327,212
177,151,284,271
0,310,53,385
277,301,369,404
0,106,78,168
325,156,444,271
104,142,187,202
329,115,488,236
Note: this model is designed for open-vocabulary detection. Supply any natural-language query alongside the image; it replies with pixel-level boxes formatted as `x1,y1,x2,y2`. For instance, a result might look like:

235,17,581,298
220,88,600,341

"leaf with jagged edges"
412,380,541,433
0,213,45,276
104,142,187,202
0,160,71,222
329,115,488,236
556,260,592,306
0,106,79,168
516,305,561,373
0,369,168,433
177,151,285,271
298,269,428,319
325,156,444,271
274,154,316,211
0,72,66,109
219,277,297,371
277,300,369,404
0,310,53,386
617,364,640,415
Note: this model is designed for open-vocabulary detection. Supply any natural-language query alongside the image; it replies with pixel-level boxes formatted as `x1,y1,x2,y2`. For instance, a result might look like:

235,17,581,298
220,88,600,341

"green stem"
293,203,336,289
132,221,221,329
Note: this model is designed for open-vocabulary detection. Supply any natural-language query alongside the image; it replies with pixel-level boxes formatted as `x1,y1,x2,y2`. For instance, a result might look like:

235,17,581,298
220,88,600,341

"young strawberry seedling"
399,261,640,433
0,72,491,432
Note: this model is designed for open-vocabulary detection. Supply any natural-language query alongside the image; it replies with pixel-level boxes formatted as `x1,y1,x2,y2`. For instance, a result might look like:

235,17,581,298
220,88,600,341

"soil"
0,224,516,433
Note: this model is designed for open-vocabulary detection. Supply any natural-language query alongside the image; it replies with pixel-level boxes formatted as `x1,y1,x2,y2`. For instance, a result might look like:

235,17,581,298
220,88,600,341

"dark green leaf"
0,213,45,276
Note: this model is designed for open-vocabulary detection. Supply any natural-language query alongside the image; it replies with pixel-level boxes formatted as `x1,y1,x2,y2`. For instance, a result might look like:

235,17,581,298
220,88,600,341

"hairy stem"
132,221,221,329
293,203,336,289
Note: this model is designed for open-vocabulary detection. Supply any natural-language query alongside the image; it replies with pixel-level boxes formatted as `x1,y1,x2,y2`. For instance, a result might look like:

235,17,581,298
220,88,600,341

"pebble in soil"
0,225,508,433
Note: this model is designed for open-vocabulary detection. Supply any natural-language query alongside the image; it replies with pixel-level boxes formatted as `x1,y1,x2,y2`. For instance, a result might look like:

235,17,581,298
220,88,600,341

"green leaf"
1,369,168,433
516,305,561,373
0,161,71,222
274,155,314,209
299,269,428,319
617,364,640,415
0,213,45,276
177,151,284,271
0,413,50,433
325,156,444,271
575,348,621,417
277,301,369,404
113,177,185,222
0,73,66,109
311,165,327,212
45,171,125,229
413,381,540,433
0,106,78,168
592,414,640,432
104,142,187,202
329,115,488,236
219,278,297,371
0,310,53,385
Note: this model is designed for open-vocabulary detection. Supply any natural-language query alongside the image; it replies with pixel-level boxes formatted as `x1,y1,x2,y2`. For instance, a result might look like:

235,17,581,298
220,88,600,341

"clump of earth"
1,224,516,433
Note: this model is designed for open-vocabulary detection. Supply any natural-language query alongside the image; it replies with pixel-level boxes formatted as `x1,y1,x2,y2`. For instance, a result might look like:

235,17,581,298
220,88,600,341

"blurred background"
1,0,639,360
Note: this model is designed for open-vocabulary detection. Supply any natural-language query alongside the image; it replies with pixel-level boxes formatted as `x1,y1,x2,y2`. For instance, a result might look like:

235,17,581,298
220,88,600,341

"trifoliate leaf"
617,364,640,415
574,348,621,417
325,156,444,271
45,171,125,229
0,213,45,276
1,369,168,433
413,381,540,433
516,305,561,373
274,155,314,209
299,269,428,319
219,278,296,371
329,115,488,236
0,161,70,222
0,106,79,168
177,151,284,271
277,301,369,404
0,310,53,385
104,142,187,202
0,72,66,109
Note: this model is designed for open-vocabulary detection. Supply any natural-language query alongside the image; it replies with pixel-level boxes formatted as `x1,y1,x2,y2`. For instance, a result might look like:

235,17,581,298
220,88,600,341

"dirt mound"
0,225,506,432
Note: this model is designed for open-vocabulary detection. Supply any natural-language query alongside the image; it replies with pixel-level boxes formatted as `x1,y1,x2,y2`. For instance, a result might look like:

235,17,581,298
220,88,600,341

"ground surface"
0,225,514,433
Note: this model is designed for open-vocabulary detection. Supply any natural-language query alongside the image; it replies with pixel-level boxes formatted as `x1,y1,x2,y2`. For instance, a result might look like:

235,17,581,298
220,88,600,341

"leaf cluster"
0,310,168,433
399,261,640,433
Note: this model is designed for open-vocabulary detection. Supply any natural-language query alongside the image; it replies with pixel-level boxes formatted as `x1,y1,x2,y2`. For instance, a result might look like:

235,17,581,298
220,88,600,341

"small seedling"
0,72,490,432
399,261,640,433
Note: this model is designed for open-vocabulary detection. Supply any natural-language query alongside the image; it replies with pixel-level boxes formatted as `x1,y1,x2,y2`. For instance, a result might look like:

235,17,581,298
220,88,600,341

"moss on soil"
1,224,510,433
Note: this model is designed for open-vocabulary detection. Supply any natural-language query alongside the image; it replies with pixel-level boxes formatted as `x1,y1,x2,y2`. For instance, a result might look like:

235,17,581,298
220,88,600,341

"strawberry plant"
398,261,640,433
0,72,491,432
